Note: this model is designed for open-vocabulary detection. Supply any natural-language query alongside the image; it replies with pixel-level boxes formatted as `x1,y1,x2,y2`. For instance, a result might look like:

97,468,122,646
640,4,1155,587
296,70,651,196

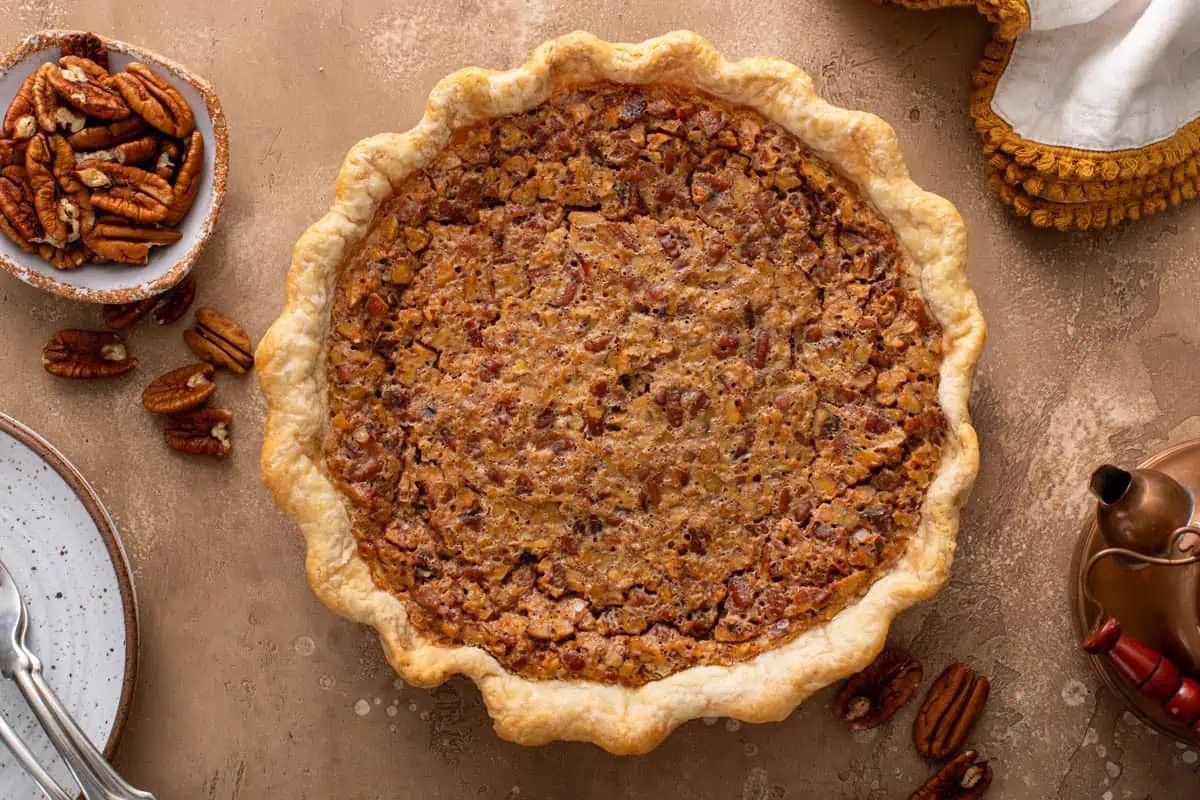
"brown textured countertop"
0,1,1196,797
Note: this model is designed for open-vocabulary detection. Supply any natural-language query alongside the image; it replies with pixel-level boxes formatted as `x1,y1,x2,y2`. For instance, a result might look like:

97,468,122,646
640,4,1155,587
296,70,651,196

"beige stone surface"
0,1,1196,797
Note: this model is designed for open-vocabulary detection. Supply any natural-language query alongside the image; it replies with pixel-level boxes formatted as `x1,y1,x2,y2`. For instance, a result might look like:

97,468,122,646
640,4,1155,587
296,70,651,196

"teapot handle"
1081,526,1200,611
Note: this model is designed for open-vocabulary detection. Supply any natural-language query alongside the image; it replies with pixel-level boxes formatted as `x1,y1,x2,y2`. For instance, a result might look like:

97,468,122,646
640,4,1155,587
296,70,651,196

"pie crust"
257,30,985,754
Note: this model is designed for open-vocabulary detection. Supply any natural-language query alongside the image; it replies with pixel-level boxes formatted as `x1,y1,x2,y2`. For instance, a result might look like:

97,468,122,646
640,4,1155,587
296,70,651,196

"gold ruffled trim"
986,165,1193,231
887,0,1200,229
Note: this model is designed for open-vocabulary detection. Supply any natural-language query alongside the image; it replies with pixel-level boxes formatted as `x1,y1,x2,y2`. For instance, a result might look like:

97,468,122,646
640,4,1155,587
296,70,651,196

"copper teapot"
1081,464,1200,735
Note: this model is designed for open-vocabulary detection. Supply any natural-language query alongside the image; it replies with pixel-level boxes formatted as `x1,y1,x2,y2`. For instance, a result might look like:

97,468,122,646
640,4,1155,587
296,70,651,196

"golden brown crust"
257,30,985,754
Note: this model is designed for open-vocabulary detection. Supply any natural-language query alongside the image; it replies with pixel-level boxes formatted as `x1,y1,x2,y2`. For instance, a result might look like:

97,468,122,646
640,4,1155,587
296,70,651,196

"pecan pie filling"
325,83,946,686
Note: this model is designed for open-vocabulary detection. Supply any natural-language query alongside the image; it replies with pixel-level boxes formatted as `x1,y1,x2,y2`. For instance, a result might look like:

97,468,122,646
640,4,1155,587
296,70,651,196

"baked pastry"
258,31,985,753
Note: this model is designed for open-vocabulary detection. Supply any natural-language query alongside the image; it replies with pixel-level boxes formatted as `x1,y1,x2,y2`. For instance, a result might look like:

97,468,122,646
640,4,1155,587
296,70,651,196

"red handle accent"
1084,617,1200,728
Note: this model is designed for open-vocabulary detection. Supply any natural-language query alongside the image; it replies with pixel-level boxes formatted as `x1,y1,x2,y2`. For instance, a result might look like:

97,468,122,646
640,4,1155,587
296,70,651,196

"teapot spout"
1091,465,1193,556
1091,465,1133,506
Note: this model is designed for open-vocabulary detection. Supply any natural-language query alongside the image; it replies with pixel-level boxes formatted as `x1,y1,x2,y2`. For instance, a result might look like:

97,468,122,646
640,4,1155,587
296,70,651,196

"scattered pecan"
42,329,137,378
75,161,173,224
914,664,991,759
2,73,37,139
164,407,232,456
834,648,923,730
84,217,182,265
67,117,148,151
906,750,992,800
142,363,216,414
60,33,109,72
113,64,194,138
184,307,254,374
162,131,203,226
0,166,41,251
46,59,130,120
151,275,196,325
103,296,160,329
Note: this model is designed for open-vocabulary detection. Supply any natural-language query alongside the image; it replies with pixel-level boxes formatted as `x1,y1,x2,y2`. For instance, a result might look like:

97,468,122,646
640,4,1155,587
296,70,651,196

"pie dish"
258,30,985,753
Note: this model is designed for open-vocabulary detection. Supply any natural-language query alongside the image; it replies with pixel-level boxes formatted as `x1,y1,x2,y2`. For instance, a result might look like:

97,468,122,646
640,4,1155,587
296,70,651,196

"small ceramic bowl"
0,31,229,304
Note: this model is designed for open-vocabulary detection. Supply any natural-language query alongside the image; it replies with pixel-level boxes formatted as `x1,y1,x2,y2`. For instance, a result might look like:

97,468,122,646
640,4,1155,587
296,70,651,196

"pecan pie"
259,32,985,754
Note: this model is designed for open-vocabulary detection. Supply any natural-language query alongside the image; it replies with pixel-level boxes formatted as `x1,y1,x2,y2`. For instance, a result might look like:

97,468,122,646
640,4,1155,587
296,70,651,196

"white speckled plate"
0,412,138,799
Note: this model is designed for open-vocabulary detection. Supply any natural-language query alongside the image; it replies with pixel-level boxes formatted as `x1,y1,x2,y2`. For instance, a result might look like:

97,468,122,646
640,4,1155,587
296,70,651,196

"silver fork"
0,556,154,800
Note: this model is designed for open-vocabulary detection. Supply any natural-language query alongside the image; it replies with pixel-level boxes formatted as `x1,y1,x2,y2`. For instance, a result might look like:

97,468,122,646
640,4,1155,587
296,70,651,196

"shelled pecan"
42,329,137,378
84,216,182,265
906,750,992,800
0,165,41,251
60,33,110,71
150,274,196,325
1,73,37,139
164,407,231,456
103,295,159,329
142,363,215,414
75,161,173,224
163,131,202,226
185,308,253,374
913,664,991,759
45,60,130,120
114,64,194,138
834,648,923,730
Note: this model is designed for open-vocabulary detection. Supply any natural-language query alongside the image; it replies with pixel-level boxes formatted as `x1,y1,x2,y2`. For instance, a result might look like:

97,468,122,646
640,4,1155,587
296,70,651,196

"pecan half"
114,64,194,138
906,750,992,800
75,135,159,167
142,363,215,414
84,217,182,265
42,330,137,378
154,139,179,181
67,117,148,151
47,60,129,120
25,134,68,245
103,296,159,329
37,243,87,270
32,64,64,133
834,648,923,730
0,138,28,168
185,308,254,374
164,407,232,456
162,131,203,226
75,161,173,223
2,73,38,139
0,166,41,250
150,275,196,325
60,33,110,72
50,134,94,238
914,664,991,760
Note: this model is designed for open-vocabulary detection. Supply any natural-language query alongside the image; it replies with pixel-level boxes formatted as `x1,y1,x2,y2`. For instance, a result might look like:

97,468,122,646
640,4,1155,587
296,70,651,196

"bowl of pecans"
0,31,228,304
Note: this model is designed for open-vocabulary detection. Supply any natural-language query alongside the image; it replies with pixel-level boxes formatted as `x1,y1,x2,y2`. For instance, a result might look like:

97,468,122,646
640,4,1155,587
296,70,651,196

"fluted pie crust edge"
256,30,986,754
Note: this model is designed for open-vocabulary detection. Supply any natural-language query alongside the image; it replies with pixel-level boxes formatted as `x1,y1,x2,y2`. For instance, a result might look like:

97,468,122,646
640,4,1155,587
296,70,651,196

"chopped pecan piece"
834,648,923,730
142,363,216,414
47,59,130,120
113,63,194,138
153,139,180,181
184,307,254,374
913,664,991,759
42,330,137,378
164,407,232,456
75,161,173,223
162,131,203,226
906,750,992,800
2,73,38,139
